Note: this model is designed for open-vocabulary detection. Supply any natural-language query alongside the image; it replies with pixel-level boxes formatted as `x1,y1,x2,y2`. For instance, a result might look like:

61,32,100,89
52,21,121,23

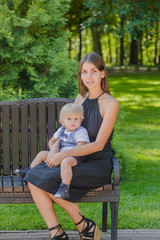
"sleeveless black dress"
24,93,114,202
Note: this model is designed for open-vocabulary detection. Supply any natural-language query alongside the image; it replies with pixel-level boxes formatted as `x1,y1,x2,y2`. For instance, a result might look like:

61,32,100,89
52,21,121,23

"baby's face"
63,114,82,132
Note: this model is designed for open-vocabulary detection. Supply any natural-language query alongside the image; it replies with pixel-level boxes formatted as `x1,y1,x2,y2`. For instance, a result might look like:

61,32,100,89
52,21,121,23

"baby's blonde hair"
59,103,84,124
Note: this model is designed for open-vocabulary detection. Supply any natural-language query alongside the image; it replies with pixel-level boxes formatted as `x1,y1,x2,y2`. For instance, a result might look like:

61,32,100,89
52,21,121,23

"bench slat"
0,109,1,175
0,176,2,192
12,106,20,171
48,102,56,141
13,176,23,192
39,103,47,151
2,106,11,175
30,104,37,162
3,176,12,192
57,102,65,128
104,184,112,190
21,104,29,168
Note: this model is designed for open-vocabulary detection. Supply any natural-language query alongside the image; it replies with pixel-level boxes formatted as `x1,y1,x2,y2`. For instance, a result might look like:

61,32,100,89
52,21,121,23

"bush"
0,0,77,100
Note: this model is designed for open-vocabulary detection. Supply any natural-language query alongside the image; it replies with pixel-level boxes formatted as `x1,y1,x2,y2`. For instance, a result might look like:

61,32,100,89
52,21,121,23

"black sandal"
75,214,102,240
49,224,69,240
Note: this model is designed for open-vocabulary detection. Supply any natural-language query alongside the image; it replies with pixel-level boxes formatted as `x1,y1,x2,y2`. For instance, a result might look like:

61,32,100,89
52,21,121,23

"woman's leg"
28,182,61,238
28,183,101,239
28,182,84,235
49,195,102,239
49,194,86,234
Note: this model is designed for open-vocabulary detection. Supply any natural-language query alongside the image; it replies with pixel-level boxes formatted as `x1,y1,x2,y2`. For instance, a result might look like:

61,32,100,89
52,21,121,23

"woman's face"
80,62,105,90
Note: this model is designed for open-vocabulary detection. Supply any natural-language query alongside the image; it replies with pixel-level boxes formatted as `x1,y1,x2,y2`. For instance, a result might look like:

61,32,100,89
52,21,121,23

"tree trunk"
108,35,112,63
154,21,159,65
78,3,83,61
78,27,82,61
91,26,102,57
139,32,143,65
116,44,118,65
120,36,124,65
129,38,138,65
120,16,124,66
68,26,72,58
68,37,72,58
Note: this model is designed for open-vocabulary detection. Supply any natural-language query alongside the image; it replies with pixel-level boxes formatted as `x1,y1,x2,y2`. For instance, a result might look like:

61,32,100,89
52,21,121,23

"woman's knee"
28,182,33,190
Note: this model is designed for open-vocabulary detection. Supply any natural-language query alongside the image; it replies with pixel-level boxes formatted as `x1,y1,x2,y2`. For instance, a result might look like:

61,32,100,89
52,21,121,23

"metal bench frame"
0,98,120,240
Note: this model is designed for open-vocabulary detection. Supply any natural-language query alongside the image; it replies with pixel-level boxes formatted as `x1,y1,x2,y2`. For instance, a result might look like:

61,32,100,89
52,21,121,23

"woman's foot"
75,214,102,240
49,224,69,240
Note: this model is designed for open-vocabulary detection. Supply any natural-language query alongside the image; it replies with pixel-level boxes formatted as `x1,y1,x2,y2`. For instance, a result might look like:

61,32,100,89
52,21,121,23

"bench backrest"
0,98,73,176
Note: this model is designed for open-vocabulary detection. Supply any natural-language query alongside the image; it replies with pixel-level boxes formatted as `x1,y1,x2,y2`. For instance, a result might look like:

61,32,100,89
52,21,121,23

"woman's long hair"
78,52,110,96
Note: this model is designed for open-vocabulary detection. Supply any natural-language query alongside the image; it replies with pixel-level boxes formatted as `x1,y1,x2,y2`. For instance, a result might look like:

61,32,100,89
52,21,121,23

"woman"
25,52,119,240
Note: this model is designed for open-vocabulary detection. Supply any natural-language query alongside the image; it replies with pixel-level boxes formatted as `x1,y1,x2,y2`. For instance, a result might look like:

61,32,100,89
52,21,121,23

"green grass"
0,72,160,230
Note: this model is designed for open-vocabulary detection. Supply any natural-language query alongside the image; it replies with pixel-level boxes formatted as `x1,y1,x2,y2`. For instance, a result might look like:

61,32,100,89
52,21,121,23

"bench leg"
110,202,118,240
102,202,108,232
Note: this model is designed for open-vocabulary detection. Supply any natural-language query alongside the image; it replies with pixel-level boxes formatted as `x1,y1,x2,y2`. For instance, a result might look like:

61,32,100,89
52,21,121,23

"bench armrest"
112,156,120,186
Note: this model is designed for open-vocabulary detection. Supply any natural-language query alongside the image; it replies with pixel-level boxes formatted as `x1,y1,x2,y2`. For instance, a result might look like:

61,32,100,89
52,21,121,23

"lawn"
0,72,160,230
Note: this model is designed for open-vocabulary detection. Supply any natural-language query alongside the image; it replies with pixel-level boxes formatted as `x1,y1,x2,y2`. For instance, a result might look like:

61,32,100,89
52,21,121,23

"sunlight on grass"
0,72,160,230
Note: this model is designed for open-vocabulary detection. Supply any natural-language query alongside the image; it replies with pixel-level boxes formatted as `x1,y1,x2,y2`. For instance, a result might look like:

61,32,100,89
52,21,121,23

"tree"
65,0,85,60
0,0,77,100
114,0,160,65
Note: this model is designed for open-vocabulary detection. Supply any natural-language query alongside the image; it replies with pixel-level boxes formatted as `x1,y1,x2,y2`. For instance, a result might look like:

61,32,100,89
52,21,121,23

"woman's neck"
88,88,104,99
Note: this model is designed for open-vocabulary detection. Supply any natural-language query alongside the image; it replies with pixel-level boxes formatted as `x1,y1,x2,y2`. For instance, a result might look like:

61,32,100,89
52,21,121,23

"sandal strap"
75,214,85,226
51,230,68,240
75,214,96,239
49,224,61,232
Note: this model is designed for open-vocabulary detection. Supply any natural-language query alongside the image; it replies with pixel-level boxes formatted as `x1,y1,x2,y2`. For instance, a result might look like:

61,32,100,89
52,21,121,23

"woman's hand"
45,151,65,168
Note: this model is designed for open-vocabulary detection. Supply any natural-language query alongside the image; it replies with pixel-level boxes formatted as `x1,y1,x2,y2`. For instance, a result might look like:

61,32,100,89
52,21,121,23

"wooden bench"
0,97,120,240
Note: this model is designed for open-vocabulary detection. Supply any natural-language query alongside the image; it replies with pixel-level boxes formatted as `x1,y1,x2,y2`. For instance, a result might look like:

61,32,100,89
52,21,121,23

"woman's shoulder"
74,93,88,104
99,93,119,105
98,93,119,115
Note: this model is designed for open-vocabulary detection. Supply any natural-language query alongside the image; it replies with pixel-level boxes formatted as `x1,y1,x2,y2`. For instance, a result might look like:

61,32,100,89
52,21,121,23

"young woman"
24,52,119,240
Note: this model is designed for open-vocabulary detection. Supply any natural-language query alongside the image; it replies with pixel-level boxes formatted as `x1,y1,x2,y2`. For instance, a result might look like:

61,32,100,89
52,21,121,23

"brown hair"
78,52,110,96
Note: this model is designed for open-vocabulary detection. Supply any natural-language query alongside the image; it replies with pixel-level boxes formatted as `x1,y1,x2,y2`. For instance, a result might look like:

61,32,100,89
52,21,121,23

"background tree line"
66,0,160,66
0,0,159,101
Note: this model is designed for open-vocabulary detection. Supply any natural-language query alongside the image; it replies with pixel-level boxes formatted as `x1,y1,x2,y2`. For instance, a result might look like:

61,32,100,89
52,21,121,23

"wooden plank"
2,106,11,175
13,175,23,192
12,106,19,171
103,184,113,191
3,176,13,192
39,103,47,151
0,192,34,204
57,102,65,128
79,189,120,203
30,104,37,162
21,104,29,169
48,102,56,141
0,108,1,175
0,97,73,107
0,176,2,192
23,181,30,192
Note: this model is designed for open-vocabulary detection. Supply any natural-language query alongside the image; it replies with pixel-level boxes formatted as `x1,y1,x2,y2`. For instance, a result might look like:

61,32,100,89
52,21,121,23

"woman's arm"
45,98,119,167
64,98,119,155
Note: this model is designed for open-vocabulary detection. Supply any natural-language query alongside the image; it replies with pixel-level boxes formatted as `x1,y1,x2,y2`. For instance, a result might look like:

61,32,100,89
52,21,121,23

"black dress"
24,94,114,202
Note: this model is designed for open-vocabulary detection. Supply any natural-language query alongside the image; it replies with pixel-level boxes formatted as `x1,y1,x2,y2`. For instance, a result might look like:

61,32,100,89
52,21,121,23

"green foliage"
113,0,160,41
0,73,160,230
0,0,77,100
83,0,118,31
